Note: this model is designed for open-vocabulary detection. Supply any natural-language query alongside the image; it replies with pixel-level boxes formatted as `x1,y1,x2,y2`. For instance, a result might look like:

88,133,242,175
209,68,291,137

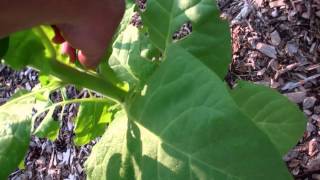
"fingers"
51,25,103,69
52,25,76,63
61,42,76,63
77,50,104,69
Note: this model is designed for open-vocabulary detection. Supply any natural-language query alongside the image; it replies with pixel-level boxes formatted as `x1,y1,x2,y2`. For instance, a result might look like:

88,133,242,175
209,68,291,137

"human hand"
0,0,124,69
51,1,124,69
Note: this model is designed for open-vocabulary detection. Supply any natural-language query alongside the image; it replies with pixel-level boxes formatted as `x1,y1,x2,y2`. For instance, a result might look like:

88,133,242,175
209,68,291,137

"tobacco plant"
0,0,306,179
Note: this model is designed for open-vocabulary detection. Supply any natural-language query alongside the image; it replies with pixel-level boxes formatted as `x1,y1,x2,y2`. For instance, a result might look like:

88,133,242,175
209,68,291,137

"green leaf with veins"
141,0,231,79
97,4,138,86
109,25,158,88
85,45,292,180
0,37,9,59
74,100,114,146
0,90,37,179
34,108,60,141
230,81,306,155
108,3,159,89
0,84,62,179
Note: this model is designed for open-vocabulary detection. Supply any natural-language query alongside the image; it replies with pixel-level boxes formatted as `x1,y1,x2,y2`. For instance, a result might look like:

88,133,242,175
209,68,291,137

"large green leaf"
0,91,35,179
230,81,306,155
141,0,231,78
0,37,9,59
74,101,113,146
85,45,292,180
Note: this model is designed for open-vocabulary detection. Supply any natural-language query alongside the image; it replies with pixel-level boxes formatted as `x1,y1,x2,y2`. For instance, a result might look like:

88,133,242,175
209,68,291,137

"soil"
4,0,320,179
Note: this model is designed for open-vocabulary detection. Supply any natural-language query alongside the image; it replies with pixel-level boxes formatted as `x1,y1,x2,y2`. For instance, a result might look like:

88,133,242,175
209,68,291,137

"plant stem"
51,60,127,102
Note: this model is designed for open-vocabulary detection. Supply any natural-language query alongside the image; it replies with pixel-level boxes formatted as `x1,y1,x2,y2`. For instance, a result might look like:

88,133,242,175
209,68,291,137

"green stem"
32,27,127,103
43,59,126,103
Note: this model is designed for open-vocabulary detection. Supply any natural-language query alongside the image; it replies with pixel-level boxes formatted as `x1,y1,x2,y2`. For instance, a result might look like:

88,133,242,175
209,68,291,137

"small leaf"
109,25,158,88
74,101,113,146
34,108,60,141
230,81,307,155
0,37,9,59
109,5,158,89
38,73,62,88
18,159,25,170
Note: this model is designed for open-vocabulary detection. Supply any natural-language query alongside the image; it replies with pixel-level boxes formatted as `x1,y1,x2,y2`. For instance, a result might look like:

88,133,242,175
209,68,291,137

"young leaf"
141,0,231,78
109,25,158,88
108,5,158,89
38,73,63,92
85,45,293,180
0,91,35,179
74,101,113,146
0,37,9,59
230,81,306,155
34,108,60,141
